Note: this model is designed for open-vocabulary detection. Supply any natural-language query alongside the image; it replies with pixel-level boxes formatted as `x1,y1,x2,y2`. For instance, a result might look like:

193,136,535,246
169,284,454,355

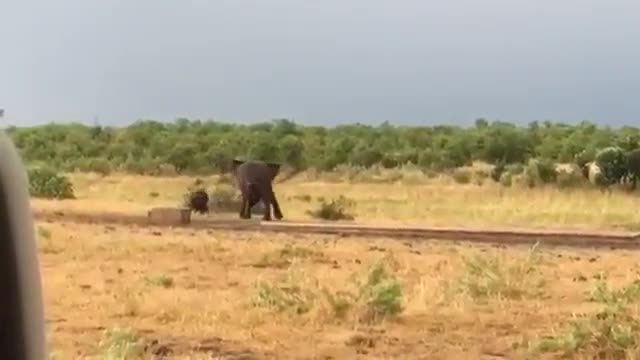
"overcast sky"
1,0,639,127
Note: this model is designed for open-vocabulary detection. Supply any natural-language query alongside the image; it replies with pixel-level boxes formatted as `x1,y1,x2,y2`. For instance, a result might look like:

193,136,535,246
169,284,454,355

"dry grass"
33,171,640,359
31,172,640,230
38,221,640,359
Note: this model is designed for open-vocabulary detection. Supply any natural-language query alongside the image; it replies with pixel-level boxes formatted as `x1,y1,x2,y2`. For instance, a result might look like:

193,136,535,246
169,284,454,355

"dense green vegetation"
7,118,640,177
27,167,75,199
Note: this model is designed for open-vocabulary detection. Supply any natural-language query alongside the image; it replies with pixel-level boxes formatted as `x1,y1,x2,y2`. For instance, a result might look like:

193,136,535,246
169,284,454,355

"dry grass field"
35,172,640,359
33,172,640,230
33,174,640,229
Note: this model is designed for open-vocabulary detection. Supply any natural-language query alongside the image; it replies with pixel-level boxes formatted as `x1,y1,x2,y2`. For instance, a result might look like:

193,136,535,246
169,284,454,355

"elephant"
231,159,284,221
625,148,640,191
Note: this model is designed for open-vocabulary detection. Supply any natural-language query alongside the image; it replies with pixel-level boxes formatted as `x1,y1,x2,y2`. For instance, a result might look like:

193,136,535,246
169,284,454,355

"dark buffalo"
188,190,209,214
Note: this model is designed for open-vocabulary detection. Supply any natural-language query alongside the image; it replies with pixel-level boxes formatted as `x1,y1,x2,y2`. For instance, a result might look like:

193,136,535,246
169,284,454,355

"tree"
594,147,628,185
278,135,306,169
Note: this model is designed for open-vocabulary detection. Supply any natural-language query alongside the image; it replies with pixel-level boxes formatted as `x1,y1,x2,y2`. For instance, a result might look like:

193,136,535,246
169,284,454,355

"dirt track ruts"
32,208,640,250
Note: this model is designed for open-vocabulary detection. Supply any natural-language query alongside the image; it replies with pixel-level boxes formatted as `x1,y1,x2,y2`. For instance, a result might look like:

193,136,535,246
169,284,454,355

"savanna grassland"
36,170,640,230
15,118,640,358
40,220,640,360
36,172,640,359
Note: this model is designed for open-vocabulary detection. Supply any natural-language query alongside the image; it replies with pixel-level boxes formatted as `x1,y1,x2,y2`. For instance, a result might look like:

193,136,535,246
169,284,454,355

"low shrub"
27,167,75,199
556,170,585,189
451,168,472,184
499,172,513,187
523,159,557,187
490,162,506,182
307,195,355,221
531,278,640,358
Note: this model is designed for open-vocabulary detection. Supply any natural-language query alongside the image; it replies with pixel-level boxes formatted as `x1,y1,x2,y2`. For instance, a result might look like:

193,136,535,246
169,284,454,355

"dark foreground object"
0,133,47,359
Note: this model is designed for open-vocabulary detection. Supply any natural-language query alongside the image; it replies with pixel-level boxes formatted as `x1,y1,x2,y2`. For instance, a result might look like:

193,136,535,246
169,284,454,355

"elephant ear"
231,159,244,172
266,162,281,179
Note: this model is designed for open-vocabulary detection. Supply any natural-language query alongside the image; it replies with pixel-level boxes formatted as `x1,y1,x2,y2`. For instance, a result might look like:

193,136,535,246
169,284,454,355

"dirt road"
32,208,640,249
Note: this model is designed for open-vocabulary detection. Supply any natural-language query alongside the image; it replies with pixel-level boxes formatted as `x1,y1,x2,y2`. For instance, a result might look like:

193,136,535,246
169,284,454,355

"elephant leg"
271,192,284,220
261,186,284,221
245,189,255,219
261,196,272,221
248,187,261,211
246,198,253,218
246,184,264,219
239,184,252,219
257,186,273,221
239,197,248,219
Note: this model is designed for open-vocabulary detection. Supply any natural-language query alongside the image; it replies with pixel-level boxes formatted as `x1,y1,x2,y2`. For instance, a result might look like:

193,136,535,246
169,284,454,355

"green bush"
27,167,75,199
451,243,544,302
499,172,513,187
7,119,640,178
490,162,506,182
505,163,525,175
80,158,112,175
531,279,640,358
595,146,628,185
307,195,355,221
523,159,557,187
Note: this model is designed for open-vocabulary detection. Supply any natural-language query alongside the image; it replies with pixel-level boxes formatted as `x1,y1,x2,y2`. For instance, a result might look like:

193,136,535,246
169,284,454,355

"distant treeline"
5,118,640,175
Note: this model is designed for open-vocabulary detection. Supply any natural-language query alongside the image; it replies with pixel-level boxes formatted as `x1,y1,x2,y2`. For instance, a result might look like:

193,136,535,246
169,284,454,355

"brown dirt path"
32,208,640,249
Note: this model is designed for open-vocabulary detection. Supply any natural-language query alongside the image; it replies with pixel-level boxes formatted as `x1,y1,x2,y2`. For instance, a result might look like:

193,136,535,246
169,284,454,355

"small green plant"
322,289,355,319
252,256,403,322
277,244,318,259
144,274,174,288
99,327,144,360
38,226,61,254
358,261,404,319
322,257,404,322
523,159,558,187
531,279,640,358
37,226,52,240
450,243,544,302
253,244,325,268
27,167,75,199
253,271,316,315
307,195,355,221
451,168,472,184
588,278,640,308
